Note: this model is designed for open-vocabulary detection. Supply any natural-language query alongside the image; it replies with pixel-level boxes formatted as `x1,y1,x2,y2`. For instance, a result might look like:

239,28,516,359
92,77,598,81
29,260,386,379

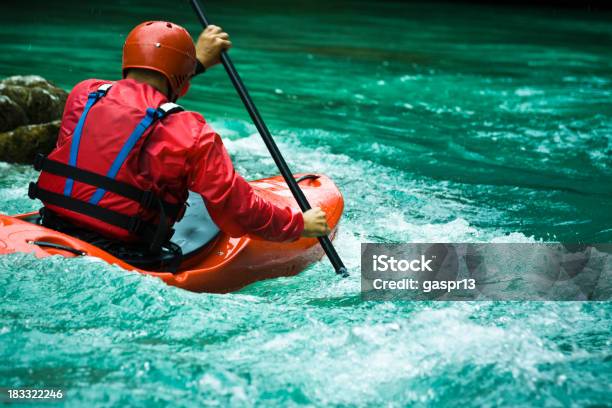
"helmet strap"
167,79,179,103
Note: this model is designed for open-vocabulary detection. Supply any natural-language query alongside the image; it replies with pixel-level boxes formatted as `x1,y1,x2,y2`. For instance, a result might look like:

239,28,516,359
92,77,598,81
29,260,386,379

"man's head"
122,21,197,101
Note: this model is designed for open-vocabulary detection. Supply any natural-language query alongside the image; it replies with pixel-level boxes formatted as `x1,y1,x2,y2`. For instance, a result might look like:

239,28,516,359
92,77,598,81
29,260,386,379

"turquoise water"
1,0,611,406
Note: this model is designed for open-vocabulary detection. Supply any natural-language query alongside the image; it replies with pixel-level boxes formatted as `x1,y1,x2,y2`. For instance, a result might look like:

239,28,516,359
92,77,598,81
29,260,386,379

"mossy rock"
0,95,28,132
0,121,60,164
0,75,67,128
0,75,67,163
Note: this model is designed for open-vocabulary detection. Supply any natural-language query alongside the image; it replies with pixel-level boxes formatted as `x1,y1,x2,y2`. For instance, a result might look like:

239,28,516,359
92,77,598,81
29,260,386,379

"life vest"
29,83,187,253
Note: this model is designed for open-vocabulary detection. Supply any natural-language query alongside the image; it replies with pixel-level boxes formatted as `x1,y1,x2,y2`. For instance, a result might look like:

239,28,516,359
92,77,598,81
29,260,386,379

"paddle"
189,0,349,277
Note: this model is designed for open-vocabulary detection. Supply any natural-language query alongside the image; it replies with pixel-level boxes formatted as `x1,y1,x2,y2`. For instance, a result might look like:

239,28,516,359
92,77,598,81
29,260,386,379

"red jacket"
37,78,303,242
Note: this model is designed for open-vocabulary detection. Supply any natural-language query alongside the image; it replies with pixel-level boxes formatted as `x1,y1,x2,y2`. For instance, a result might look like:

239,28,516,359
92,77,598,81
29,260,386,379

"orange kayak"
0,174,343,293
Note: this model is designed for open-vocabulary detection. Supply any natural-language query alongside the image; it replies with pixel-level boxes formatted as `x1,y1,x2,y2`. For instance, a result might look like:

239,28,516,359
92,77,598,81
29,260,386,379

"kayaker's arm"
188,129,305,242
189,26,330,240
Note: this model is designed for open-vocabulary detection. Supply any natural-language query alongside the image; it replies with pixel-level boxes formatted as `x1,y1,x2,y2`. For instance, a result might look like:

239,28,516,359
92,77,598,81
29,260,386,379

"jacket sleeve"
187,128,304,242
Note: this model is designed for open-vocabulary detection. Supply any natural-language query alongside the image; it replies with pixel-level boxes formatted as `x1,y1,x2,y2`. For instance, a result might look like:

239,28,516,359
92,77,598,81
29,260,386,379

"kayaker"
28,21,330,259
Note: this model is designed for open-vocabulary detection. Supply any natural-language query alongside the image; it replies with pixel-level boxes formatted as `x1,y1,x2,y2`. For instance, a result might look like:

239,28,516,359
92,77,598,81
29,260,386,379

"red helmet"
122,21,197,98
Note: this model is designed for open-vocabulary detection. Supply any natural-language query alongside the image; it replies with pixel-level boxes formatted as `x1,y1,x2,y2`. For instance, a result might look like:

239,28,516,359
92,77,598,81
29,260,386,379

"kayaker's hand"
302,208,331,238
195,25,232,69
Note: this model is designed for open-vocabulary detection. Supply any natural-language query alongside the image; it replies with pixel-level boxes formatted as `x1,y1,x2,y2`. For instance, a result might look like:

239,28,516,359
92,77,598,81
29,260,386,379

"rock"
26,87,66,125
0,121,60,164
0,75,68,163
0,95,28,132
0,75,67,126
2,75,54,88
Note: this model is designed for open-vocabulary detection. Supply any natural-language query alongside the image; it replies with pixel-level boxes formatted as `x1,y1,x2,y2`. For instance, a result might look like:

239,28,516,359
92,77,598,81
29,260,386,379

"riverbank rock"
0,75,67,164
0,121,60,165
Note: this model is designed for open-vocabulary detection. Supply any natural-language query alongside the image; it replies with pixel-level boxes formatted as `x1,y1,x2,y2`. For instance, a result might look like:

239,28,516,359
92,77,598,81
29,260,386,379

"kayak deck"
0,174,343,292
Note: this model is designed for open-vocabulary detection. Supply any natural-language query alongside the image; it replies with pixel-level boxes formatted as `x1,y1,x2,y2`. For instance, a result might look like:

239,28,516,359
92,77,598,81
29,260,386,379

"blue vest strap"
64,84,113,196
89,104,182,205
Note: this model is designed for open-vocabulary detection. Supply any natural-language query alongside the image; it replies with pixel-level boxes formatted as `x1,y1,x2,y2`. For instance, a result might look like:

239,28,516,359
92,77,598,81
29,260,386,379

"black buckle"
33,154,45,172
156,107,167,119
127,217,142,233
28,182,39,200
140,190,155,209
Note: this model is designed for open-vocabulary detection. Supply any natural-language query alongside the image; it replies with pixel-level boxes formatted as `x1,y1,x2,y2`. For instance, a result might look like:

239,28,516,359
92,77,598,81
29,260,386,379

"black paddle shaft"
189,0,349,277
